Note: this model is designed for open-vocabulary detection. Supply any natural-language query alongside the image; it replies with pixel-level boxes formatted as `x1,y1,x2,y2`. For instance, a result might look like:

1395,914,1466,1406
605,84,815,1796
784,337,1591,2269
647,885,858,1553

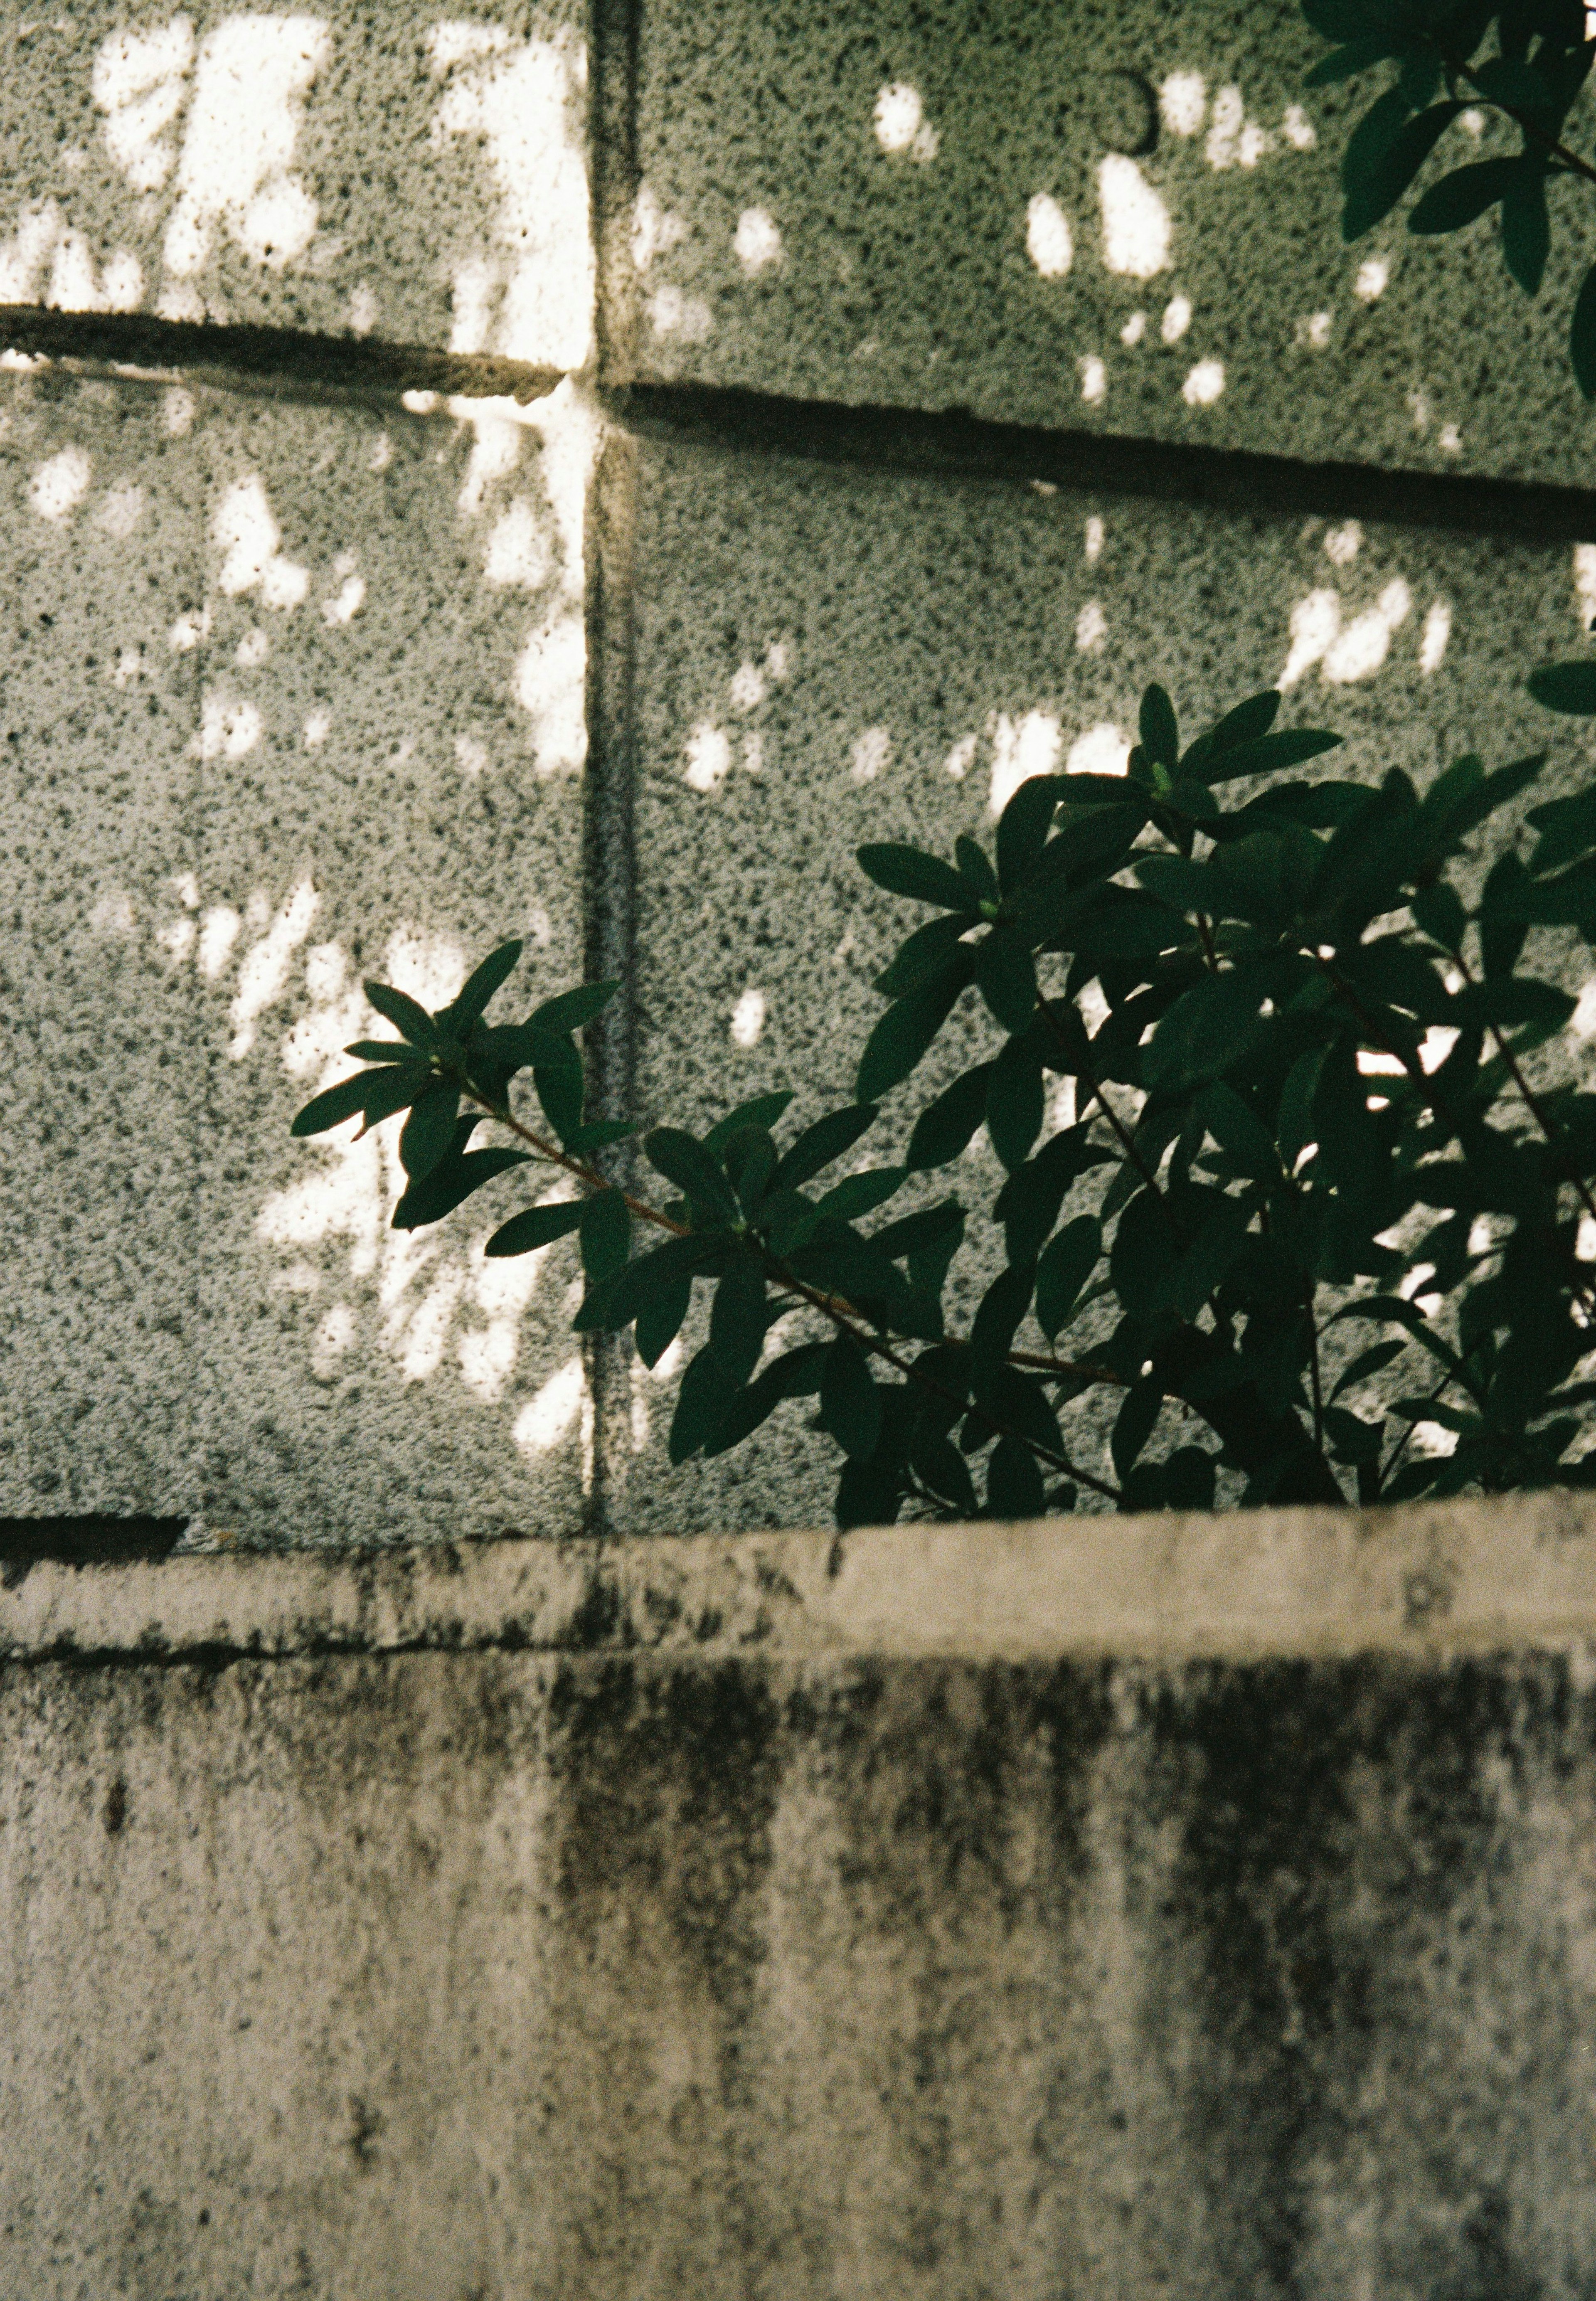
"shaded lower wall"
7,1519,1596,2298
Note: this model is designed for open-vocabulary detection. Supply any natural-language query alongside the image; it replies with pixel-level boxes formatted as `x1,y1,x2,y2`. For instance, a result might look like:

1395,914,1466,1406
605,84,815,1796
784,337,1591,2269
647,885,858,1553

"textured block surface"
0,0,590,364
618,430,1596,1532
7,1509,1596,2299
1,368,596,1541
632,0,1596,485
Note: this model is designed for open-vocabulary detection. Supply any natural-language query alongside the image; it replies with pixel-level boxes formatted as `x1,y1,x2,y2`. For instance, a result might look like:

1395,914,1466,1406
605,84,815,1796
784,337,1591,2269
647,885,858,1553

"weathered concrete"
631,0,1596,486
6,1495,1596,2296
1,367,595,1542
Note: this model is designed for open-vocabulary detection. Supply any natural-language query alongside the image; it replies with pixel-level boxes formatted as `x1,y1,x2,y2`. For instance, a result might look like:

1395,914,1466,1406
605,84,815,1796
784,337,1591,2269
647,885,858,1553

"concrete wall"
7,1495,1596,2297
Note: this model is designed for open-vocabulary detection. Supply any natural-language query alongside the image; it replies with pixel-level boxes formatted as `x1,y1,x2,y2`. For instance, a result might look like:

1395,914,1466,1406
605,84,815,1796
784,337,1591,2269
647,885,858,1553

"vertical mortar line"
582,0,644,1542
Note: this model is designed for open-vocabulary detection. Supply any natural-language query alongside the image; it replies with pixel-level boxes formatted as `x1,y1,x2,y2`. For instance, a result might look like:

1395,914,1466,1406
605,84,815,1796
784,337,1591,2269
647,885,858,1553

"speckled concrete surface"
616,429,1596,1534
0,0,590,362
631,0,1596,487
2,368,596,1540
6,1503,1596,2298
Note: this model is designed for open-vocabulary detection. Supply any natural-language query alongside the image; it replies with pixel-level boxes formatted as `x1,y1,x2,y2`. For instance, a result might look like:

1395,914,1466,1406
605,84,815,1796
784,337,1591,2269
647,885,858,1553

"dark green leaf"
1305,34,1400,86
1163,1446,1217,1509
873,914,971,998
995,776,1068,894
704,1090,795,1153
1502,163,1550,296
1036,1216,1102,1339
856,842,973,912
971,1261,1037,1390
485,1197,584,1257
1143,973,1266,1093
448,939,522,1028
643,1127,739,1224
819,1334,882,1461
392,1144,531,1230
973,927,1038,1034
1329,1338,1407,1400
813,1167,909,1223
1199,729,1343,784
365,980,438,1048
635,1275,691,1368
399,1081,460,1181
525,981,618,1037
856,949,974,1100
1342,98,1463,241
291,1061,429,1137
579,1188,631,1280
1479,851,1531,979
669,1345,736,1465
955,835,1001,909
985,1435,1046,1520
1411,882,1467,952
986,1035,1045,1171
1139,683,1179,771
910,1421,979,1514
835,1455,906,1530
1324,1405,1384,1465
342,1039,416,1064
907,1064,993,1170
773,1104,879,1190
709,1255,768,1385
1528,660,1596,714
1409,156,1523,233
565,1118,637,1154
1573,260,1596,400
702,1342,829,1457
532,1039,584,1143
1112,1380,1162,1481
573,1232,731,1329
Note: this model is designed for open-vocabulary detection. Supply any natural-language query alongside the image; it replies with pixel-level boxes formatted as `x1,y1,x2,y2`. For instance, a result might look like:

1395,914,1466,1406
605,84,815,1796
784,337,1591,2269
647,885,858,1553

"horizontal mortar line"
612,380,1596,548
0,303,566,404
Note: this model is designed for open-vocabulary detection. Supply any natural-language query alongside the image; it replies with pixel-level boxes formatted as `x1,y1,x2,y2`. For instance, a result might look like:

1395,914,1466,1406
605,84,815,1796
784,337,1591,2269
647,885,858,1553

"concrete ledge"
5,1490,1596,1666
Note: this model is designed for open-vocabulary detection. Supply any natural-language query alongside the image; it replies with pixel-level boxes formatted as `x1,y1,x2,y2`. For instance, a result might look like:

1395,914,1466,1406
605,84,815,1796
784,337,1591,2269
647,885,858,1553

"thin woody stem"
1441,47,1596,193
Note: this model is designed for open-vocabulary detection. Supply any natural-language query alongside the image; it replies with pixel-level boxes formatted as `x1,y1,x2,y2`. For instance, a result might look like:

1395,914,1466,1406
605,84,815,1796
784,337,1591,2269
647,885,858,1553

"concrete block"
618,431,1596,1531
1,367,597,1542
632,0,1596,486
0,0,590,366
7,1503,1596,2297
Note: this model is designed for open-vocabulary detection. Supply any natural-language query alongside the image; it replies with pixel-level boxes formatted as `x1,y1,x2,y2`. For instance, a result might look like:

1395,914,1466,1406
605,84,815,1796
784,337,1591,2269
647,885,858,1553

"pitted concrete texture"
7,1500,1596,2297
632,0,1596,486
619,430,1596,1532
2,367,596,1541
0,0,590,365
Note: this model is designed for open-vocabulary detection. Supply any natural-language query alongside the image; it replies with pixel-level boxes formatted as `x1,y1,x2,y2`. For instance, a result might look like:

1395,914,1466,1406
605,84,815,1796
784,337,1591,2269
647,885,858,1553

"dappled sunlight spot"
851,727,892,783
1075,599,1107,653
513,1357,586,1456
730,988,767,1049
214,474,308,606
1323,579,1410,683
514,612,586,774
685,722,731,793
1205,86,1243,168
1571,981,1596,1042
1282,105,1316,150
1576,544,1596,635
1098,157,1170,278
229,877,318,1058
96,481,146,537
1120,310,1145,345
1066,723,1131,778
1084,515,1104,562
1079,355,1106,404
1354,256,1389,301
312,1301,355,1377
430,34,592,368
303,710,330,748
0,202,63,300
198,905,241,978
398,1261,467,1383
1160,72,1206,136
631,185,686,276
1280,589,1341,690
729,660,767,712
199,691,262,759
1182,359,1225,406
1438,422,1462,454
734,207,782,276
483,500,549,588
1419,600,1452,673
90,889,138,937
1298,311,1332,349
29,445,91,522
169,606,210,650
944,733,978,781
647,285,711,340
94,17,193,192
1025,193,1072,279
1160,295,1191,345
874,82,938,162
320,571,365,624
235,627,269,666
155,914,194,965
990,710,1061,817
1323,520,1361,567
48,231,142,312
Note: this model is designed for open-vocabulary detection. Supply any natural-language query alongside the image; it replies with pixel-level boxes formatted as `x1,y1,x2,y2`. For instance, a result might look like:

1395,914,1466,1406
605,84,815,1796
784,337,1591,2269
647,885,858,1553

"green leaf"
1329,1338,1406,1401
1324,1405,1384,1466
906,1064,993,1170
485,1197,584,1257
291,1061,429,1137
704,1091,795,1154
1501,162,1550,296
532,1040,584,1144
773,1104,879,1190
1527,660,1596,714
1573,260,1596,400
525,981,619,1037
635,1275,691,1369
342,1039,416,1064
1342,98,1463,241
1479,852,1531,980
973,928,1038,1034
1112,1380,1162,1481
1183,689,1279,776
985,1436,1046,1520
856,842,973,912
1408,156,1522,234
643,1127,739,1224
955,835,1001,909
399,1081,460,1181
1411,882,1466,952
819,1334,882,1461
1527,787,1596,872
971,1261,1037,1391
986,1035,1044,1171
365,980,438,1048
669,1344,737,1465
709,1255,768,1385
1163,1447,1217,1509
1036,1215,1102,1339
392,1144,531,1230
702,1342,829,1458
812,1167,909,1223
575,1232,731,1330
1198,1081,1278,1180
579,1188,631,1280
1198,729,1343,784
448,940,522,1028
995,775,1068,894
565,1118,638,1154
1139,683,1179,771
835,1455,906,1531
1143,973,1266,1094
1305,34,1401,86
910,1421,979,1514
873,914,972,998
856,949,974,1101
